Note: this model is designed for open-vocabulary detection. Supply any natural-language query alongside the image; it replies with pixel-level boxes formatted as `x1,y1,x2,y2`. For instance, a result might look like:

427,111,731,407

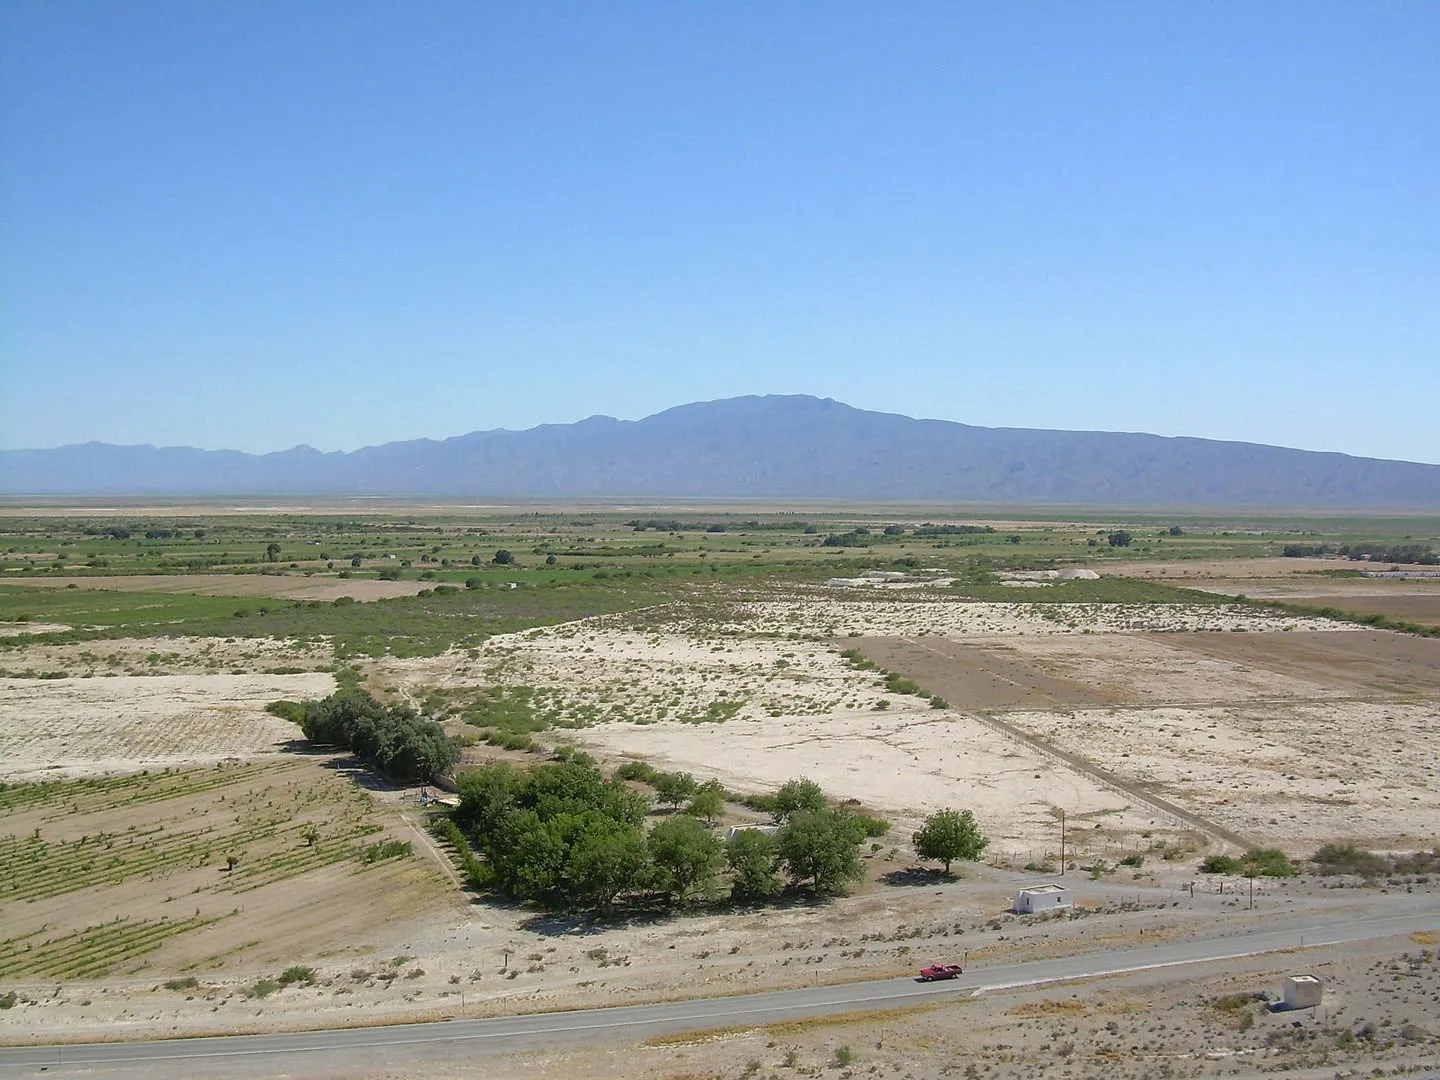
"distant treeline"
268,690,459,782
1282,543,1437,564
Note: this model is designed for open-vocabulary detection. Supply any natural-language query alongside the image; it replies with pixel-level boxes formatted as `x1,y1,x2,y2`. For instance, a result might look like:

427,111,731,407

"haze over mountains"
3,396,1439,507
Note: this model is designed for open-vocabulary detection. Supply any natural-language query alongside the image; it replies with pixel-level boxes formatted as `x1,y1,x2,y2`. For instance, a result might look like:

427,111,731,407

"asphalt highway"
1,909,1435,1078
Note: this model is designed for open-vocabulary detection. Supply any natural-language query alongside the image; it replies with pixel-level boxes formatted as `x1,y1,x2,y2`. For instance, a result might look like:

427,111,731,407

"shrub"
162,977,199,991
1201,854,1242,874
248,979,279,999
277,965,316,986
1311,842,1389,878
613,760,660,783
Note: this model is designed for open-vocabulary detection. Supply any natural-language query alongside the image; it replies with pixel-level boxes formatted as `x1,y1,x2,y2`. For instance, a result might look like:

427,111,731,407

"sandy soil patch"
377,629,896,726
3,574,430,601
0,671,334,779
928,633,1338,706
1002,700,1440,849
0,622,68,637
1161,630,1440,697
629,598,1347,638
570,705,1154,846
0,634,332,678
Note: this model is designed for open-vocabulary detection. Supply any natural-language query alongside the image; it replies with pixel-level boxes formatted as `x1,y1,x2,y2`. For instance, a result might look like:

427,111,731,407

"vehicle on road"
917,963,963,981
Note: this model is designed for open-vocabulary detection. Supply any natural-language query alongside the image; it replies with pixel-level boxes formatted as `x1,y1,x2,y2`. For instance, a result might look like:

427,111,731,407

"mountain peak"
2,395,1437,506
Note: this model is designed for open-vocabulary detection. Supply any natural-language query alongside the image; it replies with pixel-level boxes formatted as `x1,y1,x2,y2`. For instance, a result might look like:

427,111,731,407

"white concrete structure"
725,824,780,842
1013,883,1072,914
1282,975,1323,1009
1059,568,1101,580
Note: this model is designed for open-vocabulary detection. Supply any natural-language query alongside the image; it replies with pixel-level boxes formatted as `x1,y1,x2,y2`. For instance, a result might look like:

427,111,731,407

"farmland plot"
0,671,333,780
0,761,449,980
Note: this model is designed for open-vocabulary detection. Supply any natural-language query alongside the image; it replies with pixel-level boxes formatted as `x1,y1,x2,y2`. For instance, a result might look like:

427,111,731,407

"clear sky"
3,2,1437,462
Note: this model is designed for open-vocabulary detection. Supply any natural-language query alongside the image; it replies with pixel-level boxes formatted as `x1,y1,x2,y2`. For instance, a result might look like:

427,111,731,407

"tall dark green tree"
776,809,866,894
772,777,827,823
912,809,990,874
727,828,781,902
647,815,722,902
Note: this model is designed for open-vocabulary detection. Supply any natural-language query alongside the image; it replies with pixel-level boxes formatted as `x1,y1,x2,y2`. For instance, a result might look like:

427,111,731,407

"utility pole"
1059,808,1065,876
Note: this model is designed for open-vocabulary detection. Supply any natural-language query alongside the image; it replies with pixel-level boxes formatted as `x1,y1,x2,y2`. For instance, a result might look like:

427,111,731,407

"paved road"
1,909,1435,1078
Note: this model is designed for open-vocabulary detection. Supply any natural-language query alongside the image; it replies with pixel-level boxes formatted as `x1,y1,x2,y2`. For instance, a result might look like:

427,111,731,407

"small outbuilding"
1013,883,1072,914
725,824,780,842
1281,974,1324,1009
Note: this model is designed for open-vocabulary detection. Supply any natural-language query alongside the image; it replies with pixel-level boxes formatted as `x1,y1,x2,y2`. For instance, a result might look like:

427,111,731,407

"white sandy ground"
570,706,1153,847
0,634,332,677
0,672,334,780
0,622,69,637
1002,700,1440,849
621,597,1350,638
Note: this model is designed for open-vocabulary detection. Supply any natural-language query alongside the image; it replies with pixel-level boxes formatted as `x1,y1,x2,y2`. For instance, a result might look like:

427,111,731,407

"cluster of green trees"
276,689,459,783
1282,542,1435,564
451,764,908,912
445,760,993,913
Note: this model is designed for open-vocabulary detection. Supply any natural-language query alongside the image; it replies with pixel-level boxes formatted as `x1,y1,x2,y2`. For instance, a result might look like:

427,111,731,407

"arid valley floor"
1,504,1438,1079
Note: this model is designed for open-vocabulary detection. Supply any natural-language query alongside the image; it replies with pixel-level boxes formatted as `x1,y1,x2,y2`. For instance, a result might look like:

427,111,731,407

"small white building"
725,824,780,842
1013,883,1072,914
1282,974,1323,1009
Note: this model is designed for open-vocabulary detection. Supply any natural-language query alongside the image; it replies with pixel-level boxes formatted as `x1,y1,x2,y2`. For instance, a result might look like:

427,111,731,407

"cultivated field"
0,760,449,993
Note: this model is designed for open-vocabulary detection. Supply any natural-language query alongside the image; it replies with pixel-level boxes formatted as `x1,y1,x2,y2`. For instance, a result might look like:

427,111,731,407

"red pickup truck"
917,963,963,981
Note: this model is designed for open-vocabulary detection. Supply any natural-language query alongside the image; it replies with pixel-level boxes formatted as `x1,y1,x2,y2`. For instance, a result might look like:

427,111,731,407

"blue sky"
3,1,1437,462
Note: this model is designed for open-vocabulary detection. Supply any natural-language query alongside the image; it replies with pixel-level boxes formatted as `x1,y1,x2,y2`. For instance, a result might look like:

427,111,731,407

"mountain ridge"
3,395,1438,507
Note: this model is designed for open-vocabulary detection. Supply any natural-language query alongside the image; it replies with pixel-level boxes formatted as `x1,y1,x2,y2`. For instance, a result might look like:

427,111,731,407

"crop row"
218,823,386,893
0,915,218,979
0,762,287,818
0,815,346,903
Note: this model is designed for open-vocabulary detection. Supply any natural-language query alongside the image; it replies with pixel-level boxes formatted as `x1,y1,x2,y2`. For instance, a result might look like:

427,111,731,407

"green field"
1,505,1436,657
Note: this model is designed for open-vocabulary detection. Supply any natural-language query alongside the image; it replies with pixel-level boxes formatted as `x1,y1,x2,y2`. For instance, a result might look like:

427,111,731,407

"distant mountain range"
3,395,1439,507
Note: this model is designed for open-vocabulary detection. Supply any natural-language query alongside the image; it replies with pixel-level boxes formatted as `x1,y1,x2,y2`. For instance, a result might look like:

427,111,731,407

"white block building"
1013,883,1072,914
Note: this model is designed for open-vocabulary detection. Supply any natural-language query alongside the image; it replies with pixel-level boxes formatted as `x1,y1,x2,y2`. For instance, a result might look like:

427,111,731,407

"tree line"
446,759,989,914
272,689,460,783
1282,542,1436,565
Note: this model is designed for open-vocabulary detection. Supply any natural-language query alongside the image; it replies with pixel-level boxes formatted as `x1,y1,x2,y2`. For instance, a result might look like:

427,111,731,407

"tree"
653,771,698,810
912,809,990,874
727,828,781,902
265,542,282,562
471,554,482,566
567,815,650,910
772,777,827,823
1167,525,1184,536
685,779,727,825
493,549,514,565
1107,531,1133,548
776,809,866,894
350,555,363,567
648,815,722,902
545,553,558,566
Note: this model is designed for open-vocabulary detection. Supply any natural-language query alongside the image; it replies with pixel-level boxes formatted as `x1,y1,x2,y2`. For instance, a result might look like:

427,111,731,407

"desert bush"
1311,842,1388,878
